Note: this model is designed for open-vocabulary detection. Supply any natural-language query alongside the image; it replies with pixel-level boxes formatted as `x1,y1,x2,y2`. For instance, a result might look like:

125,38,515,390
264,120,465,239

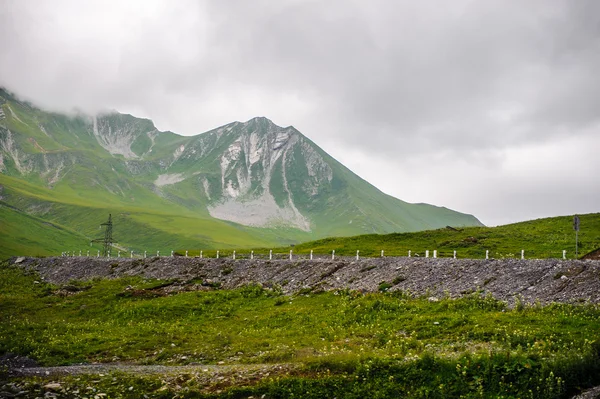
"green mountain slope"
266,212,600,259
0,88,482,257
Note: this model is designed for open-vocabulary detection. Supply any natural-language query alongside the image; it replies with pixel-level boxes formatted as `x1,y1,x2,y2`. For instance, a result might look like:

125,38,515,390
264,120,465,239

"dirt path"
5,362,599,398
572,386,600,399
9,362,295,378
3,362,297,398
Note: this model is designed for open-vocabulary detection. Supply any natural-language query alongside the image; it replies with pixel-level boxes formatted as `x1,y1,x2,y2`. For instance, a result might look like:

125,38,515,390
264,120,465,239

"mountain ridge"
0,87,482,256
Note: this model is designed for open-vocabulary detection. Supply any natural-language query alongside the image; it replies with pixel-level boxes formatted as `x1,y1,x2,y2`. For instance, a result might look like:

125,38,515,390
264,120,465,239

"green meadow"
1,263,599,398
251,212,600,260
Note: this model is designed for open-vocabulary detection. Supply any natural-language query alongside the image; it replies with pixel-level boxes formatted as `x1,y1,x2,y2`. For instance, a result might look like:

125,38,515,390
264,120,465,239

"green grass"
0,173,310,258
1,264,600,397
260,212,600,259
0,202,101,258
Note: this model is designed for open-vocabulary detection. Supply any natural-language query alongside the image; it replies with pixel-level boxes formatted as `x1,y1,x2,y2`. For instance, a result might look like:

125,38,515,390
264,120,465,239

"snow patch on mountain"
143,131,159,157
38,123,50,137
47,159,65,185
154,173,185,187
201,177,211,200
173,144,185,160
6,105,28,126
0,129,31,174
208,190,311,231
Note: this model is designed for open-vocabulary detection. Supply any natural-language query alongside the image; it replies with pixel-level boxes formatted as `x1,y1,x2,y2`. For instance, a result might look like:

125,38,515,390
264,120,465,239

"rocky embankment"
9,256,600,305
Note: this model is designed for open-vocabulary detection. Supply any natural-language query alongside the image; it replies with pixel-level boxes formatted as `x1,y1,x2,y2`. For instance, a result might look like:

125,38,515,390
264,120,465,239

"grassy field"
241,212,600,260
0,173,310,259
1,263,600,398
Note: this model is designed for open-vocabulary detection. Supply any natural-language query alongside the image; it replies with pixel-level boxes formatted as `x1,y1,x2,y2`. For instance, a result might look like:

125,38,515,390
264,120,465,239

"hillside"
262,212,600,259
0,88,481,258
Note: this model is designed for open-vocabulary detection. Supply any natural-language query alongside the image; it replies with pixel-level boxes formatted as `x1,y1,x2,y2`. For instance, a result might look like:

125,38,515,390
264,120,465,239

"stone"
43,383,61,391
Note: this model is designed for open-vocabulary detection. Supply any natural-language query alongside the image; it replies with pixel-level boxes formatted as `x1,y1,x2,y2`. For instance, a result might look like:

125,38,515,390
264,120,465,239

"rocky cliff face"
203,118,331,231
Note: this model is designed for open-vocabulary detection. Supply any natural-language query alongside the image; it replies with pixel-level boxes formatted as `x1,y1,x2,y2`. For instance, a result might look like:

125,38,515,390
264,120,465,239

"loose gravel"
10,256,600,305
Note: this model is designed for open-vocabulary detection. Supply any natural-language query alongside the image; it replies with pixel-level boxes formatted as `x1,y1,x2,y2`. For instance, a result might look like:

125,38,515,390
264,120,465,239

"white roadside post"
200,250,203,259
269,250,272,260
79,250,82,257
171,250,174,257
485,250,489,260
521,250,525,260
216,250,220,259
157,251,160,257
381,250,384,257
356,250,360,260
289,250,293,260
233,250,236,260
563,250,566,260
87,250,90,257
408,250,411,257
130,251,133,258
433,250,437,258
97,250,100,258
310,250,313,260
453,250,457,259
251,250,254,260
118,251,121,258
425,250,429,258
332,250,335,260
185,250,188,257
144,251,147,259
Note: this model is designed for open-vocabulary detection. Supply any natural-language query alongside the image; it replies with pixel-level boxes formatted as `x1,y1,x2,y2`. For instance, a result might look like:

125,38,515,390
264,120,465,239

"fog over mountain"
1,0,599,226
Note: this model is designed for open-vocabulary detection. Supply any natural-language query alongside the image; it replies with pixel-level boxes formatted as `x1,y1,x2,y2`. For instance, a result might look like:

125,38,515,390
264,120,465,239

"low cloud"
1,0,598,225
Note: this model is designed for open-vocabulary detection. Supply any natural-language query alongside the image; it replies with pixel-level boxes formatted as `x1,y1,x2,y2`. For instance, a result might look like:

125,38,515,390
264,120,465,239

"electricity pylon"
92,214,113,257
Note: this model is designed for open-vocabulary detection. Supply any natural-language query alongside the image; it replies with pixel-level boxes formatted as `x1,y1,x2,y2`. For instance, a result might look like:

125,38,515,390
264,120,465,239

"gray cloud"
1,0,598,225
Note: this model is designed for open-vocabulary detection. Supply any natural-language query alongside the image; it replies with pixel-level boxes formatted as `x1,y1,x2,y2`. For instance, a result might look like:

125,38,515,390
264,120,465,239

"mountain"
0,88,482,257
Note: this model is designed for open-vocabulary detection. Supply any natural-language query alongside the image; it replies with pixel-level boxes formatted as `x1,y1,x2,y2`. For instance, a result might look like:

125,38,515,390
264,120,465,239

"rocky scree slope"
11,256,600,305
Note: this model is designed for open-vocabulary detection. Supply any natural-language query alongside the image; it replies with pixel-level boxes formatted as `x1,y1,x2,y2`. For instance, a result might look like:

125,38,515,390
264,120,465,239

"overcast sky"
1,0,599,226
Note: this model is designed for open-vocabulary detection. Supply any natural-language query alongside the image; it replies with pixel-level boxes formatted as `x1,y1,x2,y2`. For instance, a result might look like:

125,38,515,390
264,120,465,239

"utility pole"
92,214,113,257
573,215,580,258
